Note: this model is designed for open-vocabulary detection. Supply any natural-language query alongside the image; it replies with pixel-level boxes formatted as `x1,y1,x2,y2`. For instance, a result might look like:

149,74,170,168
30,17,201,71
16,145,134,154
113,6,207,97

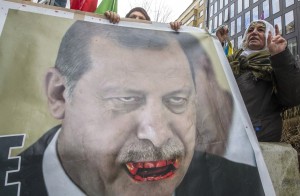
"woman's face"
128,11,147,20
246,22,266,50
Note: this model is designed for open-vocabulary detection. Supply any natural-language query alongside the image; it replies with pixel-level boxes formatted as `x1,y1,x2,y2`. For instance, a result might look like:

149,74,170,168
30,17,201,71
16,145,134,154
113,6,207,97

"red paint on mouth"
125,159,179,182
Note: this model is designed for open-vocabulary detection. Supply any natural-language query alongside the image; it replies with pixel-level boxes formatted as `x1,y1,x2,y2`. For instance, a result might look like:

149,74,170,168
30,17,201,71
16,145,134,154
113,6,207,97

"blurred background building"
177,0,300,60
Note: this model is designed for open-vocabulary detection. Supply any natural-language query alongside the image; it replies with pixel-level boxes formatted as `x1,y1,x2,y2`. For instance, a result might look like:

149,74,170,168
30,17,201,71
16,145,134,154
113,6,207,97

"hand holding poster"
0,1,275,195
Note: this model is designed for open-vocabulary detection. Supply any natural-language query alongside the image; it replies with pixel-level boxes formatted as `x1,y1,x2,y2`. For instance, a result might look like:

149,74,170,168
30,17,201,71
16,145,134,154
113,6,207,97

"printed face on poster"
0,1,274,196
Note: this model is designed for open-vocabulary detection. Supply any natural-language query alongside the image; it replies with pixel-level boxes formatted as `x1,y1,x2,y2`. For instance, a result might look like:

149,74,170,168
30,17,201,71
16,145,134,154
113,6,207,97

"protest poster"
0,1,275,195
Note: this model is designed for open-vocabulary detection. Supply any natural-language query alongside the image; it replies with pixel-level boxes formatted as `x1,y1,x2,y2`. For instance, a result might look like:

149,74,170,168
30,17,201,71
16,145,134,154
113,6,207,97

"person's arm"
215,26,229,46
269,25,300,106
270,49,300,107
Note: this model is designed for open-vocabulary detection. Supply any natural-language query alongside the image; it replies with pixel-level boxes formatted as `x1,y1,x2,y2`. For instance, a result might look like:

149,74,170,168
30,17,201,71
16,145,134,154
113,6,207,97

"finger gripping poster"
0,1,275,196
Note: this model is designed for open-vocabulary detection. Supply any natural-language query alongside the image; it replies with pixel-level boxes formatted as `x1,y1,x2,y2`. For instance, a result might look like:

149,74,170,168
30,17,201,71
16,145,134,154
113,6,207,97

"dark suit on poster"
176,151,264,196
8,125,61,196
9,125,264,196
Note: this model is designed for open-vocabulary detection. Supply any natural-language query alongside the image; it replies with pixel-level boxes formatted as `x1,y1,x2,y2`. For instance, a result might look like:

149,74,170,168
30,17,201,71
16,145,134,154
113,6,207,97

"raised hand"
170,21,182,32
216,26,229,44
104,11,120,24
267,24,287,56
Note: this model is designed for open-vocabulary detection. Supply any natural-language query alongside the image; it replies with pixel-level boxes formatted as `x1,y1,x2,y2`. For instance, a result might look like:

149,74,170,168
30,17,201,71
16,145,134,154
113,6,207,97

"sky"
118,0,193,23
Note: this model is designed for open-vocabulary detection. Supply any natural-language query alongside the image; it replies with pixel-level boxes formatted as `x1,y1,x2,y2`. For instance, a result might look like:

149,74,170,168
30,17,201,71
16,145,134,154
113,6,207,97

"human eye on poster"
0,1,275,196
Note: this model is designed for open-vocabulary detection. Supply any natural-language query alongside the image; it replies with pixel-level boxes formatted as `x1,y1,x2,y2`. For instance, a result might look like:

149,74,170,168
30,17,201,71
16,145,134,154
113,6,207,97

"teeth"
126,163,138,175
154,176,161,181
146,176,155,181
126,162,134,169
156,160,167,167
144,162,155,168
134,175,144,181
136,162,143,168
167,160,173,165
164,171,174,178
126,159,179,181
173,159,179,169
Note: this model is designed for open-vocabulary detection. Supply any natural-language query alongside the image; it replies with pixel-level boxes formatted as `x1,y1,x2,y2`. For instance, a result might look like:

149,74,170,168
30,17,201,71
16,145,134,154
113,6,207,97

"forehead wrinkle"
249,22,266,30
121,46,190,76
94,30,169,50
88,35,194,92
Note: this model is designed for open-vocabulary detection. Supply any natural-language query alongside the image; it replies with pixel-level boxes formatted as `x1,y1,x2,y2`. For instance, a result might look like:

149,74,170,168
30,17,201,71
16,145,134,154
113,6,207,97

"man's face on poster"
56,36,196,196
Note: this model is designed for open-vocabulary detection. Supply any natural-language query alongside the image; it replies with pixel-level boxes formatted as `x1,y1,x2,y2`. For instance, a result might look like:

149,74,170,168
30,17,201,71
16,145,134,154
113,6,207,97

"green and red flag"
95,0,118,14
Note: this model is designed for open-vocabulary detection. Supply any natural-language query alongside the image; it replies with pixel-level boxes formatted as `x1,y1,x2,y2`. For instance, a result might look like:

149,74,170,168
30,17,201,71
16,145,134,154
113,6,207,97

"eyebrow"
248,25,265,31
101,87,146,96
163,88,193,98
101,86,193,97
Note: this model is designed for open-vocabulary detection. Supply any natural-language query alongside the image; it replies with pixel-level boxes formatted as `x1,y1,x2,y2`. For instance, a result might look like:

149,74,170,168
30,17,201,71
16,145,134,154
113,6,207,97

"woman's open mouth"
125,159,179,182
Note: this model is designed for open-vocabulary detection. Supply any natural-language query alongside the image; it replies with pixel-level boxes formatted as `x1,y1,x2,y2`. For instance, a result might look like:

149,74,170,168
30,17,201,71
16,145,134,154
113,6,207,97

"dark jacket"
8,125,61,196
229,49,300,142
176,151,264,196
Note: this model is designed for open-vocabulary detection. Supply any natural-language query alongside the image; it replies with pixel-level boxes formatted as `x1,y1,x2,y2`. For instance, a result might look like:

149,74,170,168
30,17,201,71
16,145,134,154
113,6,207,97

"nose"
252,28,259,34
137,103,172,148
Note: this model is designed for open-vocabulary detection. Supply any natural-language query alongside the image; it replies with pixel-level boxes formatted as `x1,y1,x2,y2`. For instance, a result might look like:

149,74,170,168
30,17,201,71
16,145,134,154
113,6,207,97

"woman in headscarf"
216,20,300,142
125,7,151,20
105,7,150,23
104,7,182,31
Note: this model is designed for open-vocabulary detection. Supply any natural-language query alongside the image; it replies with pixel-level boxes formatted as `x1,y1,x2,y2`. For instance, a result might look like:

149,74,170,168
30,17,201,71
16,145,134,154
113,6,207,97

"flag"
224,40,234,56
70,0,98,12
95,0,118,14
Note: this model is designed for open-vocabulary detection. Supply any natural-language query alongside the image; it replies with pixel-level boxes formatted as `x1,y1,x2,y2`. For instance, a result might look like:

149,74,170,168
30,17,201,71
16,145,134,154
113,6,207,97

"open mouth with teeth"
125,159,179,182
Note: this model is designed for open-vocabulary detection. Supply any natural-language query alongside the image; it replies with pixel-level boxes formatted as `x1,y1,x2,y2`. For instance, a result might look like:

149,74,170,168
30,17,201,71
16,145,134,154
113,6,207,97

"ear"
44,68,66,120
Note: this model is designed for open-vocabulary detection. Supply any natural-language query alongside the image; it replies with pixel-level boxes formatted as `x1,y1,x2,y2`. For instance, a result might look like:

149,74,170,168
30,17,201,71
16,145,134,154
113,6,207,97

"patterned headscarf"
229,20,277,92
